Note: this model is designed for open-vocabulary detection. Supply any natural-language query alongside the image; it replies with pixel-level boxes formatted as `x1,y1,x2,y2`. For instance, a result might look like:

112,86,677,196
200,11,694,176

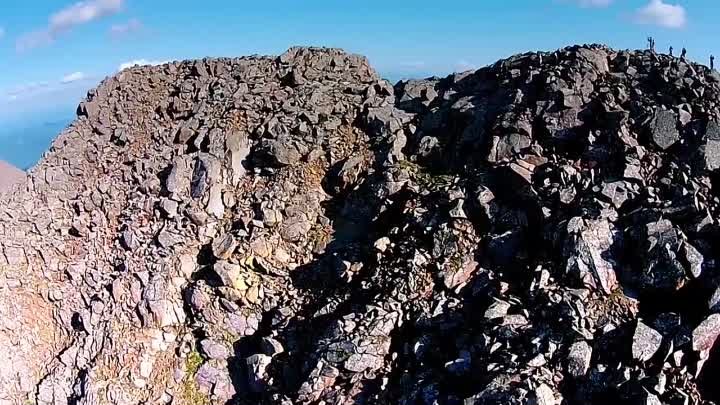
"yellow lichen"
177,351,209,405
185,350,203,375
395,160,455,191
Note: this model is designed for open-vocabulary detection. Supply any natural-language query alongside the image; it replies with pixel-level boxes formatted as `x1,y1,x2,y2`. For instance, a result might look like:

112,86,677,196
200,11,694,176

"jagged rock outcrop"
3,44,720,405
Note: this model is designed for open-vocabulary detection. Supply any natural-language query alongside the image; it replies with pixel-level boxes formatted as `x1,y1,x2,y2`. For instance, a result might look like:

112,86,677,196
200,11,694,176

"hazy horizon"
0,107,74,170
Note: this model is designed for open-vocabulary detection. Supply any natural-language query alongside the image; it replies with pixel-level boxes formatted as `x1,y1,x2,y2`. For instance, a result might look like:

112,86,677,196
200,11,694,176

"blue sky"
0,0,713,124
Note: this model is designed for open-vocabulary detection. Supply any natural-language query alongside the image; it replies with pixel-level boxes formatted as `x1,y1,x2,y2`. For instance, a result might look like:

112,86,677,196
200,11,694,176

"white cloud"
633,0,687,29
118,59,168,71
49,0,124,33
61,72,87,84
17,0,125,51
16,31,53,51
110,18,142,37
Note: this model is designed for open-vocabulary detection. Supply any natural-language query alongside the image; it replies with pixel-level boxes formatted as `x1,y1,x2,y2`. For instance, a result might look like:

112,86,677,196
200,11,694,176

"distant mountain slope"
0,160,24,192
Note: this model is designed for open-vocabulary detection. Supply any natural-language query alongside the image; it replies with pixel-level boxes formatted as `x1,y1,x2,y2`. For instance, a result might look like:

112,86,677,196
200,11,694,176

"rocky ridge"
2,44,720,405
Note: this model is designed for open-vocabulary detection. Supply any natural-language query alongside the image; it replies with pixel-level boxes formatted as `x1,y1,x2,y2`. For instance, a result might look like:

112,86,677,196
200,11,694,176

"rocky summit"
3,44,720,405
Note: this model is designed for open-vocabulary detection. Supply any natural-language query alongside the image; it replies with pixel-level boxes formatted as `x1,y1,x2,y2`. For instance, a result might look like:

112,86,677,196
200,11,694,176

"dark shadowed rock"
637,220,688,292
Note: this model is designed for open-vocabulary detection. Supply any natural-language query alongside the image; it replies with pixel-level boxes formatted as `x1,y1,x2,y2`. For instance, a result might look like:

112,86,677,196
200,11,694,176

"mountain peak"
2,45,720,404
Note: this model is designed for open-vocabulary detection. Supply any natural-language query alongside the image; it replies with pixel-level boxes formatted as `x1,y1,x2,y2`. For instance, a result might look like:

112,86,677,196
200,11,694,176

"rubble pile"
2,44,720,405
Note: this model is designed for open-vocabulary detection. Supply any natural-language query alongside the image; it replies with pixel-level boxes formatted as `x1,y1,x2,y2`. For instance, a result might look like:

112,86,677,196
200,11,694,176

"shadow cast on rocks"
223,109,416,403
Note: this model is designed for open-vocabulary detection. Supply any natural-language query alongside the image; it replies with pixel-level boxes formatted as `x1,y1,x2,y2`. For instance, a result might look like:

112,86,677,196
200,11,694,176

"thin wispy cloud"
633,0,687,29
3,70,94,103
50,0,124,33
110,18,142,37
61,72,87,84
17,0,126,51
573,0,613,8
16,31,53,51
3,82,51,102
558,0,613,8
118,59,168,71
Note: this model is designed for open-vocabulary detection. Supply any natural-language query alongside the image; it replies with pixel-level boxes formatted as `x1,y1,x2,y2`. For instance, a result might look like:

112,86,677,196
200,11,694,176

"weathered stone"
567,341,592,377
692,314,720,352
639,220,688,291
200,339,230,360
265,139,301,166
708,286,720,312
704,121,720,171
212,233,238,260
601,181,631,209
260,337,285,357
156,229,180,248
644,392,663,405
213,261,244,290
484,300,511,320
160,199,179,218
647,109,679,150
120,229,139,251
681,242,703,278
246,354,272,393
534,384,557,405
632,321,663,362
568,219,619,294
195,362,236,401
